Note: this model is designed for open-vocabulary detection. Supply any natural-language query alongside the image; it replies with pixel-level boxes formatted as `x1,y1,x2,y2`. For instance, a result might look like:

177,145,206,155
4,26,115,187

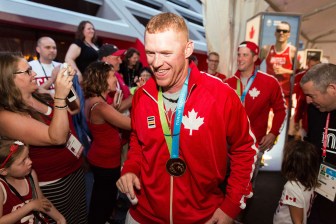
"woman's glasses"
13,67,33,76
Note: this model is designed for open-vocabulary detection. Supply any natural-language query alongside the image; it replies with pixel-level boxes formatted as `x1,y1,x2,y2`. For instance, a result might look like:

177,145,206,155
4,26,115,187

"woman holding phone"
0,52,87,223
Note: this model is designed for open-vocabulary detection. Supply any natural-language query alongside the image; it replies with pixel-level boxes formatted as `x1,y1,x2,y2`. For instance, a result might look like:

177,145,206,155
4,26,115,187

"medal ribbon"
322,112,330,161
158,69,190,158
236,69,257,104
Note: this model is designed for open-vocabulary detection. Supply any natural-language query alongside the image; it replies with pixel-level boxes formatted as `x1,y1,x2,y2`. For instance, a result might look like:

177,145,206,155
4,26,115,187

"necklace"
99,94,107,102
38,60,54,80
162,94,179,104
84,40,98,51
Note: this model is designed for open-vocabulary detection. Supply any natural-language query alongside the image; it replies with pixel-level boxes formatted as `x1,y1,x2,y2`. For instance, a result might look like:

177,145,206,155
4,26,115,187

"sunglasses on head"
276,29,290,34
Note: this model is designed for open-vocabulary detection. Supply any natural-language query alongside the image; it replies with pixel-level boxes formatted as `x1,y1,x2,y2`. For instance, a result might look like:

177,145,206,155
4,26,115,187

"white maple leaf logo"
249,87,260,99
182,109,204,136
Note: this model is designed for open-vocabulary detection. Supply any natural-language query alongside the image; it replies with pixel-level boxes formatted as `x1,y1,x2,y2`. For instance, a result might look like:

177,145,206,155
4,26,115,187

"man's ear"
36,46,41,54
253,54,258,63
185,41,194,59
327,83,336,95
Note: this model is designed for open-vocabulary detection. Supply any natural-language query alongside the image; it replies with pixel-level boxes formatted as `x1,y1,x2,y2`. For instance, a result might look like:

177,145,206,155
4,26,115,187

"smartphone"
67,87,77,102
61,63,77,102
61,63,69,76
116,90,123,105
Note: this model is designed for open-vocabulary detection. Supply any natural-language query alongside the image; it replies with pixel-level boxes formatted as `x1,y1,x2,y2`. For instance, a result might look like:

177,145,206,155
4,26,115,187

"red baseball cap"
98,44,126,59
238,41,261,65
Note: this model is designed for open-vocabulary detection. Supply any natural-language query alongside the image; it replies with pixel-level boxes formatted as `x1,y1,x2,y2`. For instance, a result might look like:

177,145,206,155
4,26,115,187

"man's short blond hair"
145,12,189,41
208,52,219,59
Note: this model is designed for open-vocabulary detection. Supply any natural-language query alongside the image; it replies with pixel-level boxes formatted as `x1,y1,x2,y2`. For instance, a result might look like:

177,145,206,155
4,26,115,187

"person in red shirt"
206,51,227,81
260,21,297,103
82,62,131,224
0,140,65,224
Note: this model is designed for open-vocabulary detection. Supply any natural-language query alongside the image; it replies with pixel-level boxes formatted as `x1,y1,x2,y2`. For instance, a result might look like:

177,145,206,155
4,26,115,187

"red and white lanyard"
322,113,330,161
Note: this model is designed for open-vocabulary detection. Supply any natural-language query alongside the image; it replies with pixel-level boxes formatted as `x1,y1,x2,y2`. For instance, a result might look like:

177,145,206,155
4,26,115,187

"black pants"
88,164,120,224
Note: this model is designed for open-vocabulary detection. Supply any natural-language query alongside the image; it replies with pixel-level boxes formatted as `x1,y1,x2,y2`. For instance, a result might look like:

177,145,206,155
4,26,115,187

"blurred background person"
98,44,132,114
260,21,297,104
82,61,131,224
29,36,61,96
65,20,97,160
65,20,99,83
0,52,87,223
119,47,143,88
130,66,153,95
205,51,226,81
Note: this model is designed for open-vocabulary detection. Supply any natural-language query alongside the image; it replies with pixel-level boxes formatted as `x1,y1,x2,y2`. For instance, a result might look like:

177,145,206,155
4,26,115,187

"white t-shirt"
273,181,315,224
29,60,61,91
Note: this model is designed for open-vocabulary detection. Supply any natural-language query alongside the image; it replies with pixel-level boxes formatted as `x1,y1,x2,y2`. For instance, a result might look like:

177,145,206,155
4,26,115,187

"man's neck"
275,42,287,52
39,58,52,65
163,66,189,94
208,69,216,74
240,68,254,78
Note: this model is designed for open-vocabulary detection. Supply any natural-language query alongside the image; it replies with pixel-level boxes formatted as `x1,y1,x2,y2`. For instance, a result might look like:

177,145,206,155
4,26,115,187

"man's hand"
116,172,141,199
273,64,293,75
294,122,300,132
204,208,234,224
259,133,276,152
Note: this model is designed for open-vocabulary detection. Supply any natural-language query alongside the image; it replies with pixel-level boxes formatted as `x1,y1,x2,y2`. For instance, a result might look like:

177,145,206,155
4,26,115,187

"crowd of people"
0,11,335,224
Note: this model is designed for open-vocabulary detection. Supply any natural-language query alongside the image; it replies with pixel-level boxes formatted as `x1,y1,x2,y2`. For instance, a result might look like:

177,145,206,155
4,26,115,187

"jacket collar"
233,66,258,80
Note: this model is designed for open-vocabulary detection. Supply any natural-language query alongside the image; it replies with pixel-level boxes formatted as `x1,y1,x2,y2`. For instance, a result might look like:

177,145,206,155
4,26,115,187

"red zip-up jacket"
226,70,287,143
122,62,257,223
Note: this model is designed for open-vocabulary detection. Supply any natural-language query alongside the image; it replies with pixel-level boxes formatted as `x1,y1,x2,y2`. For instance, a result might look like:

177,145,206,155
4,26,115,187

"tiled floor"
243,171,286,224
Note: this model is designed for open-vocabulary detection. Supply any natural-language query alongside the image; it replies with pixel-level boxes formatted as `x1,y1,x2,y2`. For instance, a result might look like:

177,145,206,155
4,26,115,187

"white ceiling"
265,0,336,63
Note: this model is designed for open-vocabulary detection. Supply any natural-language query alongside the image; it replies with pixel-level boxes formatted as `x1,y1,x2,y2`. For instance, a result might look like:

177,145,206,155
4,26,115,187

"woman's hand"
53,66,75,100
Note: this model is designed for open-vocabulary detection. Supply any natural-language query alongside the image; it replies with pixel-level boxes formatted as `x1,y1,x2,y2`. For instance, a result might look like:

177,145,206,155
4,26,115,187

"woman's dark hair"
281,140,319,190
82,61,114,98
75,20,97,42
123,48,140,65
139,67,154,77
0,52,52,117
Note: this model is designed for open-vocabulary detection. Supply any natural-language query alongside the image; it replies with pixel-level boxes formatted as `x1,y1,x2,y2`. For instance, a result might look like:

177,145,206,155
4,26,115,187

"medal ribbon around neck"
158,69,190,158
236,69,257,104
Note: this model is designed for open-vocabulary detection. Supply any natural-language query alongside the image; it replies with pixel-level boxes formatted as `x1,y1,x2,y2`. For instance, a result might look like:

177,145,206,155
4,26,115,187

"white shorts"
125,210,140,224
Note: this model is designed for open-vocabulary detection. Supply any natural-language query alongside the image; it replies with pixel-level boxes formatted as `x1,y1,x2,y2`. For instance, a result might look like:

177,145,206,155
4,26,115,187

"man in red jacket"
117,12,257,224
226,41,286,185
